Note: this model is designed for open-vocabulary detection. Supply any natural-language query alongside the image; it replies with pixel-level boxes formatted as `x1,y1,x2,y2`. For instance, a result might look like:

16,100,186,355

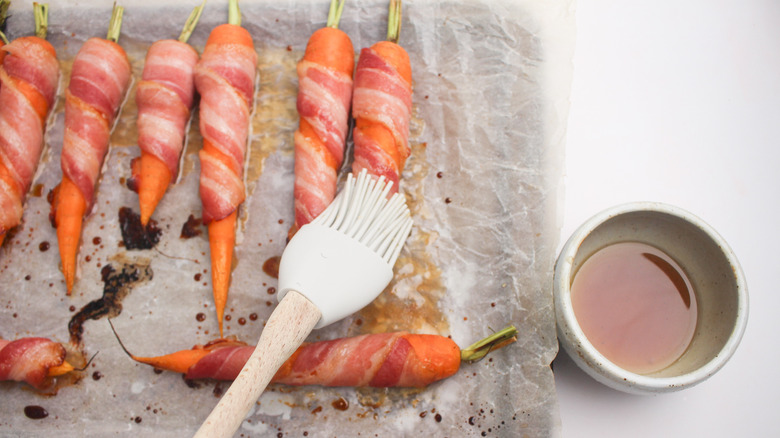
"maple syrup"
571,242,697,374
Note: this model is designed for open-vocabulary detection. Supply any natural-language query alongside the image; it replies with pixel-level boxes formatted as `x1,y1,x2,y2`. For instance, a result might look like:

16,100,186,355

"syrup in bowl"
571,242,697,375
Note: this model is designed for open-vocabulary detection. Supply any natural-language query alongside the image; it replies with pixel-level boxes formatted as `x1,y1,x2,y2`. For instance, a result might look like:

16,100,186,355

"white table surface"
553,0,780,436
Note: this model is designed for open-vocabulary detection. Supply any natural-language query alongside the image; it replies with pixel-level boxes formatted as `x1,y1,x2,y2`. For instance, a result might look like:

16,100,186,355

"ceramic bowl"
554,202,748,394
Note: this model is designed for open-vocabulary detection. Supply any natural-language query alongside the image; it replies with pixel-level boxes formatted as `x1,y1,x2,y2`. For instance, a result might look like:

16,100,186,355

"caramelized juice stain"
358,227,446,334
246,47,300,193
180,110,203,180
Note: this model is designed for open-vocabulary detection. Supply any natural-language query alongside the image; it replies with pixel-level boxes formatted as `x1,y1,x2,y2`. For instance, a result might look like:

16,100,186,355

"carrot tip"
47,361,75,377
55,178,87,296
208,211,237,338
136,153,172,227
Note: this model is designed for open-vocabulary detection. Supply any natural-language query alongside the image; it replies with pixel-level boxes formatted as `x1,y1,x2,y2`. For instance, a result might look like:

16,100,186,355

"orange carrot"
198,0,256,337
117,326,518,387
290,1,355,237
136,153,172,225
0,6,58,249
0,161,15,246
47,360,75,377
53,177,86,295
351,0,413,187
129,348,212,374
134,4,203,225
205,22,253,48
303,28,354,77
208,209,236,336
53,4,129,294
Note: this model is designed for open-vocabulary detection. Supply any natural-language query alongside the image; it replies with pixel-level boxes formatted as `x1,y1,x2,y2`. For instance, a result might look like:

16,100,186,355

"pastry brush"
194,169,413,437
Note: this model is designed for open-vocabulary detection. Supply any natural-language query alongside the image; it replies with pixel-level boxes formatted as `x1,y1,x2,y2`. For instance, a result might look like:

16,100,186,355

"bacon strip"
134,39,199,176
0,36,59,238
293,58,353,227
194,28,256,223
351,47,412,192
60,37,131,208
179,332,460,388
0,337,66,389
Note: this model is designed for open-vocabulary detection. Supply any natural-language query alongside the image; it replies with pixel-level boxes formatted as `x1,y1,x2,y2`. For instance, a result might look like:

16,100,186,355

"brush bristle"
311,170,413,264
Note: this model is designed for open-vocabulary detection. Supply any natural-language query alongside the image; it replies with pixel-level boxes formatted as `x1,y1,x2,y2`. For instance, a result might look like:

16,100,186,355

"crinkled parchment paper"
0,0,574,436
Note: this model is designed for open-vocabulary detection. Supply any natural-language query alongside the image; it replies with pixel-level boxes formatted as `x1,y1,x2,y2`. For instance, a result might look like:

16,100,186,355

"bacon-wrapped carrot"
195,0,257,336
50,4,131,294
291,0,354,236
0,337,77,390
130,3,204,226
351,0,412,193
115,325,517,388
0,3,59,249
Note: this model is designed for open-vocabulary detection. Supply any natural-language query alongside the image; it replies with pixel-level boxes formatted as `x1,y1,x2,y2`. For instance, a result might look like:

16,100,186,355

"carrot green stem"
386,0,402,44
0,0,9,45
106,2,124,43
228,0,240,27
33,2,48,39
460,325,518,362
178,0,205,43
326,0,346,29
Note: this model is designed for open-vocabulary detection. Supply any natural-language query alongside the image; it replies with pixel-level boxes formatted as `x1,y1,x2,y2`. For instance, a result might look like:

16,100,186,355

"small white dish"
554,202,748,394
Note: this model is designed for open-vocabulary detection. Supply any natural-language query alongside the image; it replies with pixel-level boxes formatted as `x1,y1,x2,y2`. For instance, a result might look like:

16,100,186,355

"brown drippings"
119,207,162,250
125,174,139,193
247,47,300,194
331,397,349,411
38,241,50,252
180,215,203,239
358,229,446,334
31,183,45,197
92,371,103,381
213,382,225,398
262,256,281,279
68,261,153,345
24,406,48,419
196,313,206,322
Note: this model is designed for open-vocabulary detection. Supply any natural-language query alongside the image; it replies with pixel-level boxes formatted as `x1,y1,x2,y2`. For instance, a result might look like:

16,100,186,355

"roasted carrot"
196,0,257,336
351,0,412,191
135,154,171,225
53,177,86,293
114,325,518,388
0,337,73,390
52,4,130,295
134,2,204,225
0,3,59,249
209,209,236,335
290,0,355,237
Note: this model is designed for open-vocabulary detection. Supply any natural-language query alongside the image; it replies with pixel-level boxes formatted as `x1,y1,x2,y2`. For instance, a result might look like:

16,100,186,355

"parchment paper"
0,0,574,436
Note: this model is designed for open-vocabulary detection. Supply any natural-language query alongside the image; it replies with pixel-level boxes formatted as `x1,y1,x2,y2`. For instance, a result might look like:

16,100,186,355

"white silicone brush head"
278,170,413,328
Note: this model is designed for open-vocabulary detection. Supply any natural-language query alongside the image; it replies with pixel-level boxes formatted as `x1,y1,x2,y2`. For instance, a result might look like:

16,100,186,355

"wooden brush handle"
193,290,321,438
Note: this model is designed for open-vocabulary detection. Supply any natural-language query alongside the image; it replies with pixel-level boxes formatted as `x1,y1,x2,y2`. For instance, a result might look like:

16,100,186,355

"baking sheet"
0,0,574,436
